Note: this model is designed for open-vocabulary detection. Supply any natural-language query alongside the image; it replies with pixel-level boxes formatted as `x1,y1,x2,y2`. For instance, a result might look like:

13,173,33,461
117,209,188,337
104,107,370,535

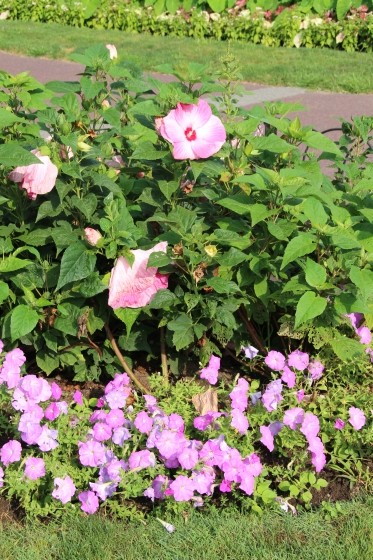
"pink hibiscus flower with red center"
158,99,226,160
108,242,168,309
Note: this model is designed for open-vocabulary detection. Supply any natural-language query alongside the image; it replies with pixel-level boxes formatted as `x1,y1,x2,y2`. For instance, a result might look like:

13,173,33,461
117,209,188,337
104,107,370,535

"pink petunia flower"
200,354,220,385
348,407,366,430
79,490,100,514
24,457,46,480
264,351,286,371
308,360,324,381
169,475,195,501
230,408,249,434
287,350,309,371
108,242,168,309
9,150,58,199
52,475,76,504
0,440,22,466
334,418,345,430
158,99,226,160
281,366,296,388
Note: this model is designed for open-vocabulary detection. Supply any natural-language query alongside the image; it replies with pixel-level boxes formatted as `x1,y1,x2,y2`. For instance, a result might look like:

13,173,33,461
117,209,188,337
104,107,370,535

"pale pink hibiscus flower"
158,99,226,160
9,150,58,200
84,228,102,246
108,242,168,309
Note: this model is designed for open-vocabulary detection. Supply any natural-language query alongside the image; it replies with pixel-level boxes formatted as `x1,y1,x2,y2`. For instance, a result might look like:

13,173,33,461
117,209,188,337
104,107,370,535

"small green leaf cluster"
0,0,372,52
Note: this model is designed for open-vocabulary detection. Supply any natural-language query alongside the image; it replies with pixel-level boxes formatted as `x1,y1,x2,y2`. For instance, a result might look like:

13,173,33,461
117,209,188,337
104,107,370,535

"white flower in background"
210,13,221,21
0,10,10,19
336,32,345,44
311,17,323,26
293,32,303,49
106,44,117,60
300,16,310,30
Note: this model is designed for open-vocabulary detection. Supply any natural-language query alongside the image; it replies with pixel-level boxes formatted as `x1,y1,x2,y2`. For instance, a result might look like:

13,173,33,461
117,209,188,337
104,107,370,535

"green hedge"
0,0,372,51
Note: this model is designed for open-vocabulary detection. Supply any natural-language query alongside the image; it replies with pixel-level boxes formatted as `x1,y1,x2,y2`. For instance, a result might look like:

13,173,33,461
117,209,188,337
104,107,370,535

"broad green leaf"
158,181,179,201
0,144,41,167
217,193,251,216
56,241,97,290
294,291,327,328
305,258,327,288
302,197,329,226
207,0,227,12
36,350,60,375
250,204,276,226
336,0,351,20
147,251,171,268
267,220,296,240
149,289,179,309
303,131,342,156
168,313,194,350
131,141,167,160
350,266,373,303
205,278,240,294
70,193,97,221
253,133,294,153
217,248,248,267
115,308,142,337
46,81,80,94
0,257,32,273
10,305,39,341
330,335,366,362
0,281,9,304
281,234,317,270
80,76,104,100
0,108,26,128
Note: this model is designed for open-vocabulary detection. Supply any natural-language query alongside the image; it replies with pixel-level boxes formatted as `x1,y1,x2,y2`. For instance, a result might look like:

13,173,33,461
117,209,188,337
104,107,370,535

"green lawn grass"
0,21,373,93
1,497,373,560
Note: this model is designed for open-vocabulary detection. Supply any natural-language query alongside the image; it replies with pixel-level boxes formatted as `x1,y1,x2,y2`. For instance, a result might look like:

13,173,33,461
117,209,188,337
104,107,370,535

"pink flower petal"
174,99,212,131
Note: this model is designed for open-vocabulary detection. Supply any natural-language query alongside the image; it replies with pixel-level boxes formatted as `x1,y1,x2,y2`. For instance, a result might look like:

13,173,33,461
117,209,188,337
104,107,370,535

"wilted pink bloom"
0,440,22,466
9,150,58,200
283,407,305,430
89,481,117,501
106,44,117,59
24,457,45,480
259,421,282,452
287,350,309,371
308,436,326,472
144,474,169,501
79,490,99,514
281,366,296,388
348,407,366,430
334,418,345,430
264,351,286,371
105,154,125,170
170,475,195,501
108,242,168,309
52,475,76,504
159,99,226,160
84,228,102,246
308,360,324,381
200,354,220,385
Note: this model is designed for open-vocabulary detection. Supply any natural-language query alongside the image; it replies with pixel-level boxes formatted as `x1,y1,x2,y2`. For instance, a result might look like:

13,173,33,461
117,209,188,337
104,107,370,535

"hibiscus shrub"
0,44,373,387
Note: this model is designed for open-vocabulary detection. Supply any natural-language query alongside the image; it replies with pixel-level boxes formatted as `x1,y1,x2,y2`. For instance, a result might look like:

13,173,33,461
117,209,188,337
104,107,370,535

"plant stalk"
160,326,169,386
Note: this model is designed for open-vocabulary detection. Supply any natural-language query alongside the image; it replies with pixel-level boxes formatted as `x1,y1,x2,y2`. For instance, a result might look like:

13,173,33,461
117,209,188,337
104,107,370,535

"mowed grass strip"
0,20,372,93
0,497,372,560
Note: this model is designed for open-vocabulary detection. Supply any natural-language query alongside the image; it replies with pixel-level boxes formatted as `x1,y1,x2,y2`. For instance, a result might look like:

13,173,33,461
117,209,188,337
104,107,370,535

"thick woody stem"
105,323,150,394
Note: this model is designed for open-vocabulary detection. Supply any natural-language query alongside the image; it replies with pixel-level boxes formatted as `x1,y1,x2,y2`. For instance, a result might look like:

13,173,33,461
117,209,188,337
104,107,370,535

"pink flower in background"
308,360,324,381
348,407,366,430
50,382,62,400
84,228,102,246
264,351,286,371
356,326,372,345
241,345,259,359
230,408,249,434
52,476,76,504
200,354,220,385
24,457,45,480
108,242,168,309
283,407,305,430
281,366,296,388
300,412,320,440
262,379,283,412
159,99,226,160
128,450,156,470
170,475,195,501
9,150,58,200
230,377,249,411
287,350,309,371
106,44,117,59
73,390,83,406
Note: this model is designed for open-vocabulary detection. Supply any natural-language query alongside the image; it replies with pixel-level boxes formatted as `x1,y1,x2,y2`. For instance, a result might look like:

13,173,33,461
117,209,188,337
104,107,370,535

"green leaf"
36,350,60,375
149,289,178,309
0,257,32,273
10,305,39,341
207,0,226,13
56,241,97,290
350,266,373,303
131,141,167,161
281,234,317,270
205,277,240,294
217,193,251,216
250,204,275,226
294,291,327,328
147,251,171,268
0,108,26,128
0,144,41,167
336,0,351,21
303,131,342,156
168,313,194,350
158,181,179,201
114,308,142,337
331,334,368,361
0,281,9,304
217,248,248,267
253,133,294,153
80,76,104,100
305,258,327,288
302,197,329,226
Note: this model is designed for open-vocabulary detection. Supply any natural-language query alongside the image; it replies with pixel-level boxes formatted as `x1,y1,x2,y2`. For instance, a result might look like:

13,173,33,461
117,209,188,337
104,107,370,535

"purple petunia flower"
24,457,46,480
262,379,283,412
134,411,154,434
334,418,345,430
308,360,324,381
264,351,286,371
241,345,259,359
283,407,305,430
79,490,99,514
229,377,249,412
78,440,106,467
52,475,76,504
128,450,156,471
287,350,309,371
348,407,366,430
230,408,249,434
200,355,220,385
0,440,22,466
170,475,195,502
281,366,296,388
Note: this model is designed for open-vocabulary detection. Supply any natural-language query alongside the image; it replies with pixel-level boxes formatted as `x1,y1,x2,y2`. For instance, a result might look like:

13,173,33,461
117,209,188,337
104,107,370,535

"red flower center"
184,127,197,141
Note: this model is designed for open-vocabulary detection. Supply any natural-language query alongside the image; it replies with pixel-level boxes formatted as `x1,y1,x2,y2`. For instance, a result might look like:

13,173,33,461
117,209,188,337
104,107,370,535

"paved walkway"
1,51,372,137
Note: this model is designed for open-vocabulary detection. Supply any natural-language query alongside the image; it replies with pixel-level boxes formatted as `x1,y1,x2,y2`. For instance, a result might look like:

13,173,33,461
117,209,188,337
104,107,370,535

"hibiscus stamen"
184,127,197,141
